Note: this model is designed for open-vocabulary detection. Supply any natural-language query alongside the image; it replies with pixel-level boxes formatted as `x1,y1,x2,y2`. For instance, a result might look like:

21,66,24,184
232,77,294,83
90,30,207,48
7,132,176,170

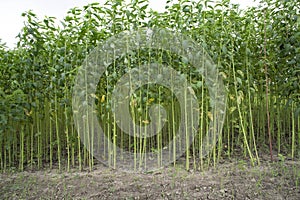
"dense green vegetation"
0,0,299,172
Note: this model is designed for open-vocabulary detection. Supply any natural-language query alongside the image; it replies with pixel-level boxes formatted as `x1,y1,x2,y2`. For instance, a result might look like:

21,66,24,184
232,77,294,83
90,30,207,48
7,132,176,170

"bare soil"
1,157,300,200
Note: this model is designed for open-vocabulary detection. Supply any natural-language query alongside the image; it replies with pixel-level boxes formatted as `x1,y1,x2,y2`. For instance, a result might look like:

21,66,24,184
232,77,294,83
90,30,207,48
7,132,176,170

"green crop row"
0,0,299,171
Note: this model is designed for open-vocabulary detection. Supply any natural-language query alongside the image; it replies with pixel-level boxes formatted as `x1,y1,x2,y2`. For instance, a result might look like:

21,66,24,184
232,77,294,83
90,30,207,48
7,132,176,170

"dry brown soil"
1,157,300,199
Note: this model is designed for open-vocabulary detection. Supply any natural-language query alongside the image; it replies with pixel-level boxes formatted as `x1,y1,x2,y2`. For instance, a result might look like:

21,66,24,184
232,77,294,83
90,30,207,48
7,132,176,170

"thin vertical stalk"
230,40,254,165
19,125,24,171
291,102,295,159
263,9,273,161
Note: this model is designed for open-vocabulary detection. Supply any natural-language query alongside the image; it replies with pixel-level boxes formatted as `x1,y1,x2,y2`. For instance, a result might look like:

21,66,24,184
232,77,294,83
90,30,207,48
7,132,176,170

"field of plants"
0,0,299,198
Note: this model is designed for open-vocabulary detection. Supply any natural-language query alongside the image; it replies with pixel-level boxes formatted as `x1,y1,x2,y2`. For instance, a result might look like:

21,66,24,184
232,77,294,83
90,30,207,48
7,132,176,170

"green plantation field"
0,0,299,198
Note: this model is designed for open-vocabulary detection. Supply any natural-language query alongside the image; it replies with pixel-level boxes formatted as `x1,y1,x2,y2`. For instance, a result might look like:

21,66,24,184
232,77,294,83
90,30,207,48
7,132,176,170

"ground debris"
1,159,299,199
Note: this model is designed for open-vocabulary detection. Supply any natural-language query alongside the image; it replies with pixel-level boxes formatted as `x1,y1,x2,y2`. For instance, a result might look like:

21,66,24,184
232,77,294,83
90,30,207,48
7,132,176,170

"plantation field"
1,156,300,199
0,0,299,199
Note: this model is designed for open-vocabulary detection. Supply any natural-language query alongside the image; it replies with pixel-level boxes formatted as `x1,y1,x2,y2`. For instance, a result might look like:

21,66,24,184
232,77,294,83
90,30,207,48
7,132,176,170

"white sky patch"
0,0,257,48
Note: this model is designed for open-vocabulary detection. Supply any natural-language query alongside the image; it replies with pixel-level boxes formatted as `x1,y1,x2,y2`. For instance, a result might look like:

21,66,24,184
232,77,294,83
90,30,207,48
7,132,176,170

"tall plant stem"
230,40,254,165
291,102,295,159
20,125,24,171
263,9,273,162
245,21,260,165
54,88,61,170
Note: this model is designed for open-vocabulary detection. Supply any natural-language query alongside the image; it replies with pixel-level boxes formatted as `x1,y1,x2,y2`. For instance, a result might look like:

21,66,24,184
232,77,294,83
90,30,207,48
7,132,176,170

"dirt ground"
1,157,300,200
